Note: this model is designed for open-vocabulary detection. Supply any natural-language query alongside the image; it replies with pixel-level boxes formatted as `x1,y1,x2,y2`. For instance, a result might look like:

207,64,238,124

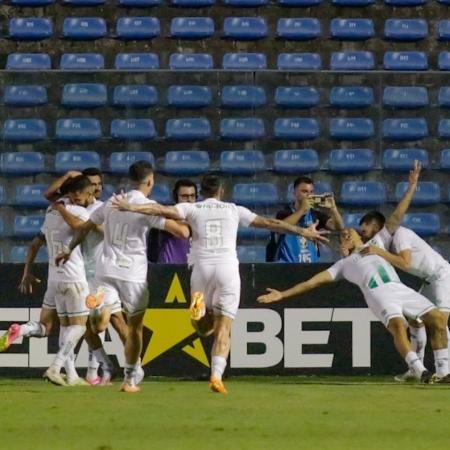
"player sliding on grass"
112,174,329,394
258,228,450,383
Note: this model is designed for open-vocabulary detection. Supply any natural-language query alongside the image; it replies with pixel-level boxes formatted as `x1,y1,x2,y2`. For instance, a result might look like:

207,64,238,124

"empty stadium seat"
340,181,386,206
440,149,450,169
383,52,428,70
385,0,425,5
274,118,319,140
56,118,102,141
237,227,270,240
343,213,365,229
279,0,321,5
150,184,171,204
119,0,162,5
1,152,45,175
237,245,266,263
330,19,374,40
329,86,374,108
384,19,428,41
11,0,54,4
109,152,155,174
275,86,319,108
0,219,4,238
110,119,156,140
402,214,440,237
170,0,215,6
170,53,213,70
166,118,211,140
438,21,450,41
6,53,51,70
276,18,321,40
329,118,374,140
61,83,107,108
277,53,321,70
220,86,266,108
3,119,47,142
14,185,49,208
383,149,429,171
115,53,159,70
116,17,160,39
223,53,267,70
224,0,267,5
163,151,210,175
382,118,428,140
232,183,278,207
273,149,319,173
10,246,48,264
113,85,158,107
4,85,47,106
438,52,450,70
0,186,5,205
223,17,268,40
220,118,265,140
220,150,266,174
438,87,450,107
13,215,45,239
9,18,53,40
170,17,214,39
383,86,429,108
63,0,105,4
395,181,441,205
332,0,373,5
60,53,104,70
55,151,101,173
167,85,212,108
328,149,374,173
62,18,107,40
330,52,374,70
439,119,450,138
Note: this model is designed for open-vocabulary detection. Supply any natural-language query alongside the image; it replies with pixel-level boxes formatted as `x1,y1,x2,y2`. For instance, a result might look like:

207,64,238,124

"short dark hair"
293,176,314,189
172,179,198,202
359,211,386,227
200,175,222,197
82,167,102,178
129,160,154,183
62,175,92,194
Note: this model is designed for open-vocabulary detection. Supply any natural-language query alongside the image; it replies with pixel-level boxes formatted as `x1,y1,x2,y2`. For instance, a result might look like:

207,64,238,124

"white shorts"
420,270,450,312
95,276,148,317
88,279,122,315
44,281,90,318
364,282,436,327
190,262,241,320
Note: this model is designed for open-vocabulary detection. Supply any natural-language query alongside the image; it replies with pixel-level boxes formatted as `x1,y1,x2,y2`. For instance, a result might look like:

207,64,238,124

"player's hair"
293,176,314,189
200,175,222,197
172,179,198,202
62,175,92,194
359,211,386,227
129,160,154,183
82,167,103,178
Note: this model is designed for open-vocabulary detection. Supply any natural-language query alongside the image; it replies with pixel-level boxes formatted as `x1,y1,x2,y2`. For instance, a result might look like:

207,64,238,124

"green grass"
1,376,449,450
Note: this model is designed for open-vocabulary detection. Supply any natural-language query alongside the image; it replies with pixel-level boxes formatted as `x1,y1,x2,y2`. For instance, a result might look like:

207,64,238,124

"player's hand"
111,193,133,211
321,194,336,210
359,245,380,257
257,288,283,304
55,251,71,266
408,160,421,187
18,273,41,294
302,196,314,210
51,201,65,212
301,220,330,243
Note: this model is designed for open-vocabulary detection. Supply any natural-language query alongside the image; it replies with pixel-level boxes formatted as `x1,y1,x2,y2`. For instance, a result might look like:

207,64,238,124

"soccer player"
257,228,450,383
55,161,190,393
111,174,330,394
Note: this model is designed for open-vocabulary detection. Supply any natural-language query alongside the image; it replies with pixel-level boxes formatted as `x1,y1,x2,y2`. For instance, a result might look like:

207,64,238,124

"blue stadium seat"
0,186,5,205
274,118,319,140
1,152,45,175
329,118,374,140
170,53,213,70
277,53,321,70
340,181,386,206
56,118,102,141
220,85,266,108
332,0,374,5
439,119,450,138
383,86,429,108
13,215,45,239
384,19,428,41
150,184,171,204
11,0,54,4
6,53,51,70
163,151,210,175
10,246,48,264
402,214,440,237
438,87,450,107
223,17,268,40
224,0,267,5
237,245,266,263
438,52,450,70
55,151,101,173
330,52,374,70
237,227,270,240
9,18,53,40
101,184,115,202
276,18,321,40
62,18,107,40
170,0,215,6
119,0,162,5
279,0,321,5
385,0,426,5
273,149,319,173
438,21,450,41
395,182,441,205
116,17,160,39
0,218,4,239
232,183,279,207
220,150,266,174
115,53,159,70
63,0,105,4
113,85,158,107
343,213,365,229
61,83,107,108
4,85,48,106
15,185,49,208
3,119,47,142
166,118,211,140
384,52,428,70
109,152,155,174
275,86,319,108
170,17,214,39
382,118,428,140
328,149,374,173
60,53,104,70
330,19,374,40
223,53,267,70
167,85,212,108
111,119,156,140
329,86,374,108
383,149,429,171
220,118,265,140
440,149,450,169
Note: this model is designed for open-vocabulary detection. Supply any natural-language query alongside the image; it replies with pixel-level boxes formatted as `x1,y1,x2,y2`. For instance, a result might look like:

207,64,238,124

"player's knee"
387,317,407,336
424,310,446,331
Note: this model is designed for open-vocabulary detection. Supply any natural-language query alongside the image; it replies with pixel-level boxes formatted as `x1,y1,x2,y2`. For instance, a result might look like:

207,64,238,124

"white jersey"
366,226,392,250
82,199,104,281
41,203,89,283
90,190,166,282
175,198,257,265
391,226,450,281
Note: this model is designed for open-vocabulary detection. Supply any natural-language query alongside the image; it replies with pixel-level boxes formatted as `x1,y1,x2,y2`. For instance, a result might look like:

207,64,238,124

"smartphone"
308,193,333,207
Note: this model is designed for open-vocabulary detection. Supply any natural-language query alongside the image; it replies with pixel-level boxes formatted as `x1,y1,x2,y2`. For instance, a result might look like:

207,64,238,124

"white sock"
58,327,77,379
92,347,113,374
51,325,85,372
409,326,427,362
405,351,427,378
434,348,449,378
20,321,46,338
87,331,106,380
211,356,227,380
124,362,139,382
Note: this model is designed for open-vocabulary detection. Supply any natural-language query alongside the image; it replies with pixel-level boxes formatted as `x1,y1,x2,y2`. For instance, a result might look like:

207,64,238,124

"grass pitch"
1,376,449,450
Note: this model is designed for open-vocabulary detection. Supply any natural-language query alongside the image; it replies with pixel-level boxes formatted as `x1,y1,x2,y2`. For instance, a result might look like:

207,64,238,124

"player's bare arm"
112,194,182,220
322,196,345,231
43,171,81,202
18,234,45,294
360,246,412,272
52,202,86,231
164,219,191,239
257,271,334,304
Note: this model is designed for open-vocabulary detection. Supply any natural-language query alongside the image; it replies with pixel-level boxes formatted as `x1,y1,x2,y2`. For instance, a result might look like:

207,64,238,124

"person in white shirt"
257,228,450,383
112,174,330,394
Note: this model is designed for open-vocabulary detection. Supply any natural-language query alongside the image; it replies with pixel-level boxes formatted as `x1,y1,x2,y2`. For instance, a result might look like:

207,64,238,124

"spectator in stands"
267,176,344,263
